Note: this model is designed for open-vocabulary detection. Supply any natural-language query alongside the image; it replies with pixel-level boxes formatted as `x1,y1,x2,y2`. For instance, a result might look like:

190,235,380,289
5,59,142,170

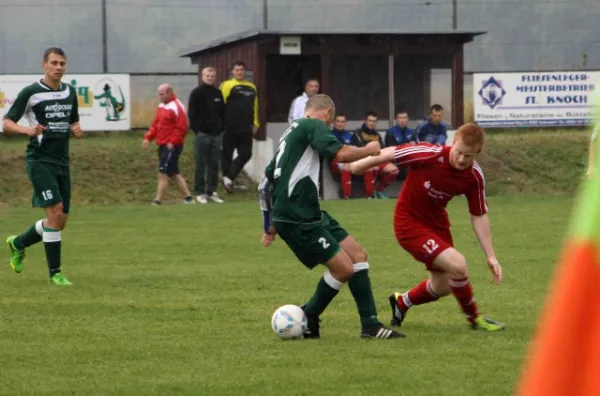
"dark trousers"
221,128,253,181
194,131,222,195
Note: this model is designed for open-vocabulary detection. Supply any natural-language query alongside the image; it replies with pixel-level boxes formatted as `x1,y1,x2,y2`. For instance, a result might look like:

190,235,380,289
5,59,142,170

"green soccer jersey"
3,80,79,166
266,117,343,224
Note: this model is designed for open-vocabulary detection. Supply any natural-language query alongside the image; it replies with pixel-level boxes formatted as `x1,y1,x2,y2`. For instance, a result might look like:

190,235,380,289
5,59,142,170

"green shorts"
274,211,349,269
26,161,71,214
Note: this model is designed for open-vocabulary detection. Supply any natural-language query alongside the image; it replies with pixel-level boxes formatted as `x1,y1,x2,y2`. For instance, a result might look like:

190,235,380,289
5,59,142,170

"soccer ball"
271,304,307,339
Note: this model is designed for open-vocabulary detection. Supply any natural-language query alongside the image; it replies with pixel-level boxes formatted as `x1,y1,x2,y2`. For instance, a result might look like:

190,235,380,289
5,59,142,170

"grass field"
0,196,573,396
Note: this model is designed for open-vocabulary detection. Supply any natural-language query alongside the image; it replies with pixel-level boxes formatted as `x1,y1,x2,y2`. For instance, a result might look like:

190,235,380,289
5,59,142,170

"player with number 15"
2,47,82,286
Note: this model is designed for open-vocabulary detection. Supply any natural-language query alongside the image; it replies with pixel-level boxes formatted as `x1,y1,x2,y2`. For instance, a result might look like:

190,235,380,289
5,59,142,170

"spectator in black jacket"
352,111,399,199
188,67,226,204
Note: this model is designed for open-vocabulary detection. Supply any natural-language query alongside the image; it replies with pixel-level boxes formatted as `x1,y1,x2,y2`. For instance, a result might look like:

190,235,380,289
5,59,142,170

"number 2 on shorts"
422,239,439,254
42,190,53,201
318,237,331,249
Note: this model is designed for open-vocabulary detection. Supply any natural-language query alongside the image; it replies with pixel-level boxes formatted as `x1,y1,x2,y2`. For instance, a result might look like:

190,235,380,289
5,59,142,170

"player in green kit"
259,94,404,339
2,47,83,286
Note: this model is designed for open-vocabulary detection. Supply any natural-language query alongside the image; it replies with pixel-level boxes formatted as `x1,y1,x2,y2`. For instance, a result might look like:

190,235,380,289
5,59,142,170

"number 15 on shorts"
423,239,439,254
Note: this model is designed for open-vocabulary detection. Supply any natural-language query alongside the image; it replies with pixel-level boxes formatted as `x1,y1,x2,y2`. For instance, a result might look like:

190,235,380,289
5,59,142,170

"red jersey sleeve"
393,142,444,166
171,99,189,144
466,162,488,216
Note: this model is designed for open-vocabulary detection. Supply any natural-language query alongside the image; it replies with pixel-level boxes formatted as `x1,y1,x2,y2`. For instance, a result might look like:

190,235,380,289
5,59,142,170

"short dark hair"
365,111,378,119
305,78,319,86
232,61,246,70
430,104,443,113
395,108,408,117
43,47,66,62
335,113,346,119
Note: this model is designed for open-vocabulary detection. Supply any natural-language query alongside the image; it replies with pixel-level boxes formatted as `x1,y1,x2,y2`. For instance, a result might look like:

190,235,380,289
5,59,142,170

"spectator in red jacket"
142,84,194,205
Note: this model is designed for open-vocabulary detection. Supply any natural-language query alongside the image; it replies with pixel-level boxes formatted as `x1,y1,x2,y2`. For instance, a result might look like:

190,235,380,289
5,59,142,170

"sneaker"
223,177,233,194
151,200,161,206
195,195,208,204
471,316,505,332
376,190,388,199
49,272,73,286
389,292,408,327
360,323,405,339
301,304,320,339
6,235,25,273
183,196,195,204
209,192,224,204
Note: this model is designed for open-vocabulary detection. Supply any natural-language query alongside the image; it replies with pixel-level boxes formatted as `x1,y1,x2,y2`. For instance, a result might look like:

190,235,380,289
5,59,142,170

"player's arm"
466,167,502,285
70,88,83,138
308,122,380,163
1,89,45,136
259,160,276,247
142,108,160,148
347,143,442,175
220,80,232,104
252,84,260,128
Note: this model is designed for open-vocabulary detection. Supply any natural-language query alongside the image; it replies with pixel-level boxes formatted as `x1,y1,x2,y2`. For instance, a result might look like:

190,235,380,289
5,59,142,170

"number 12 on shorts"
423,239,439,254
42,190,53,201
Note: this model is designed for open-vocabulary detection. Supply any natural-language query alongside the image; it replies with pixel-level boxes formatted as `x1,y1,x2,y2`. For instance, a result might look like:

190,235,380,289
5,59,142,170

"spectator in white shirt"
587,121,600,178
287,78,320,124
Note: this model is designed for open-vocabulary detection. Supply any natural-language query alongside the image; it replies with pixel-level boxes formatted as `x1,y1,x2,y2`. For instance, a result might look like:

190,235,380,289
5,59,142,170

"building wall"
1,0,598,75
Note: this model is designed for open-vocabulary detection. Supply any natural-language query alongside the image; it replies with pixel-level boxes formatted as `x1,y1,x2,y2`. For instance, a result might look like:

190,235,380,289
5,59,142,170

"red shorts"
394,220,454,272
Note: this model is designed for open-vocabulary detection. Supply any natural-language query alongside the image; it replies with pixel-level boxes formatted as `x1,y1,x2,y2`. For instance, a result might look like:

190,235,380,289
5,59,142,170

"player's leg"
207,133,224,202
229,130,253,183
432,248,505,331
388,227,453,326
332,160,352,199
154,145,171,204
375,162,398,199
193,132,209,200
167,145,193,203
323,211,403,338
363,167,377,198
6,163,45,273
221,131,235,193
338,234,405,339
274,221,352,339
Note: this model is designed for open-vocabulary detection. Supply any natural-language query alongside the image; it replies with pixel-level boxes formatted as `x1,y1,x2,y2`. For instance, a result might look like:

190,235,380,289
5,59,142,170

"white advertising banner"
473,71,598,128
0,74,131,132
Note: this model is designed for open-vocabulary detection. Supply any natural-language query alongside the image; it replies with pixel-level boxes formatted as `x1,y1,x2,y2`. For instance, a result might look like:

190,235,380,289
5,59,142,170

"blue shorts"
158,145,183,176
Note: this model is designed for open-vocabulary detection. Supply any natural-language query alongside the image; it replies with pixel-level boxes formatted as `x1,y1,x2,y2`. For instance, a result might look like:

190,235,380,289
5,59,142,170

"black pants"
221,128,253,181
194,131,222,195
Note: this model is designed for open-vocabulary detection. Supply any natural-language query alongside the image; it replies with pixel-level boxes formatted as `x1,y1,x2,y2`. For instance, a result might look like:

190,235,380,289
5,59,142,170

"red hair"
455,123,485,149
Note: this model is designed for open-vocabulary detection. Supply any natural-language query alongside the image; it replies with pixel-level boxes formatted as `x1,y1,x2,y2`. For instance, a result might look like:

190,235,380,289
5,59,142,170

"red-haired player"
347,123,505,331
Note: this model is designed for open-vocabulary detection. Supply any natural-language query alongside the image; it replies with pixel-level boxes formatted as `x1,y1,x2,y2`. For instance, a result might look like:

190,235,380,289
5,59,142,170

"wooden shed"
180,29,485,141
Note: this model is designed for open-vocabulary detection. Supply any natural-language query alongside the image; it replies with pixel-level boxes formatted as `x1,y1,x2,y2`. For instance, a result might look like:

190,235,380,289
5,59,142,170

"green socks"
13,220,44,250
348,263,380,328
303,271,344,317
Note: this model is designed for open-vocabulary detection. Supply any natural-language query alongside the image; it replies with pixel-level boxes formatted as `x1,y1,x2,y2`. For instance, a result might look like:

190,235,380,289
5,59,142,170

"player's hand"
71,123,83,139
25,124,47,136
262,225,276,247
167,142,174,151
142,139,150,149
366,141,381,156
487,257,502,285
252,126,258,136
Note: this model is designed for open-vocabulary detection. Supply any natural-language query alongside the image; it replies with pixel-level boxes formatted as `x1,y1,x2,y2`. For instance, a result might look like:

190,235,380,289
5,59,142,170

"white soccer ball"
271,304,307,339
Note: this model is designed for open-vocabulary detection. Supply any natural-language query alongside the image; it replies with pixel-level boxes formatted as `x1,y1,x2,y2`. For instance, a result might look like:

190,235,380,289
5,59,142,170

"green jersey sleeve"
307,120,343,159
4,86,31,123
70,86,80,123
265,157,276,182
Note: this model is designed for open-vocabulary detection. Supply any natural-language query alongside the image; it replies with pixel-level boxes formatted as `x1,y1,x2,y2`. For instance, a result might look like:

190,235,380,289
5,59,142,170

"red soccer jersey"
393,143,488,230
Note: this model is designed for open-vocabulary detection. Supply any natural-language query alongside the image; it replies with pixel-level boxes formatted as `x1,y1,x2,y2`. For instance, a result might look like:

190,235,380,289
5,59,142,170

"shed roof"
179,29,486,58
